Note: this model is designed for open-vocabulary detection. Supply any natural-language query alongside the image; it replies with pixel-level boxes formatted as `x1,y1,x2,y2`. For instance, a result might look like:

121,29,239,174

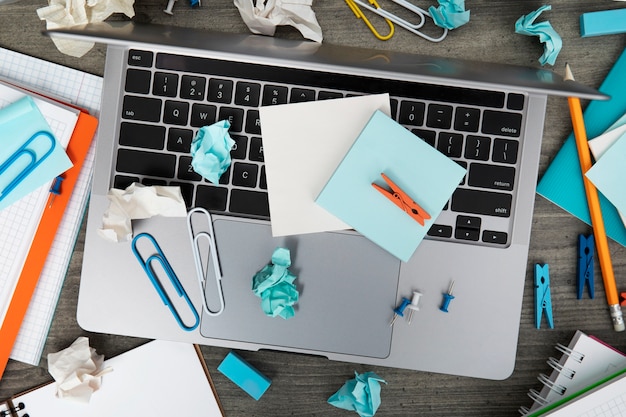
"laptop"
45,22,605,380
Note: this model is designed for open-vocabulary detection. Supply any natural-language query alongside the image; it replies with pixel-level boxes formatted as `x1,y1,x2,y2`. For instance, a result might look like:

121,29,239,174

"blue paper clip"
187,207,224,316
577,234,595,299
534,264,554,329
0,130,55,202
131,232,200,331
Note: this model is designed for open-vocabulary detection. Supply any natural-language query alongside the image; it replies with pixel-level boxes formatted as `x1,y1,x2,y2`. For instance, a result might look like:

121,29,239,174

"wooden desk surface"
1,1,625,415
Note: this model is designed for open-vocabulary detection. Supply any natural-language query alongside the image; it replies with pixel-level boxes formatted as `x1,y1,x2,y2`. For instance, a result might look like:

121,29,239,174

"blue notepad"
537,47,626,247
316,110,466,262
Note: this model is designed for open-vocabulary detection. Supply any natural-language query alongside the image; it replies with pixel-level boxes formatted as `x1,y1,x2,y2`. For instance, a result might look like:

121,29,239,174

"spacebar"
229,189,270,218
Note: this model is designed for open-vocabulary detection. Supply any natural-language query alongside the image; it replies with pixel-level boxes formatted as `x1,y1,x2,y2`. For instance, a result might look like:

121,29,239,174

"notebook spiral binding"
0,400,27,417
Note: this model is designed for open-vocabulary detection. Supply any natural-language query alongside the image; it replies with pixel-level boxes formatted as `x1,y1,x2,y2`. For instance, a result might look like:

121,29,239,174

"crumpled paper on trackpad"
98,183,187,242
47,337,113,403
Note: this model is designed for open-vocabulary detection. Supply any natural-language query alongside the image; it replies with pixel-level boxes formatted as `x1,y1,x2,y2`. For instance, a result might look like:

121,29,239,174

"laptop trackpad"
199,218,400,359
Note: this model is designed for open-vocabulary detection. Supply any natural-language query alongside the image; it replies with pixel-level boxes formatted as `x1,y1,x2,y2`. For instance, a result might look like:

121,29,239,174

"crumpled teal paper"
515,5,562,66
429,0,470,30
190,120,235,183
252,247,299,319
327,371,387,417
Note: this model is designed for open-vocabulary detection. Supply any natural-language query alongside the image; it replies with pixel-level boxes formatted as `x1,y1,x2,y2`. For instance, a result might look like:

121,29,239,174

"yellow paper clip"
0,130,55,202
346,0,395,41
347,0,447,42
187,207,225,316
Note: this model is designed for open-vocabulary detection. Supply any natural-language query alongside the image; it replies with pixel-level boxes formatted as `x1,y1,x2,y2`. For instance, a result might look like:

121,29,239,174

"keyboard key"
125,69,151,94
482,110,522,137
412,129,436,146
191,103,217,127
219,107,244,132
249,137,264,162
260,166,267,190
230,189,270,218
177,156,203,181
142,178,167,186
290,88,316,103
464,135,491,161
232,162,258,187
196,184,228,211
120,122,166,150
507,93,525,111
117,149,176,178
170,181,194,207
482,230,508,244
399,101,425,126
246,109,261,134
262,85,288,105
208,78,233,103
426,104,452,129
128,50,153,67
454,107,480,132
427,224,452,238
122,96,162,122
437,132,463,158
180,75,206,100
318,91,343,100
492,138,519,164
235,81,261,107
167,128,194,153
230,135,248,159
456,215,481,230
455,227,480,241
468,163,515,191
114,175,139,189
153,72,179,97
163,100,189,125
451,188,512,217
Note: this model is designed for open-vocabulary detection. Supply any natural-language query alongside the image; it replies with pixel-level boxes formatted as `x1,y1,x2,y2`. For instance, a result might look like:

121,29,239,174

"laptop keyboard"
114,49,527,248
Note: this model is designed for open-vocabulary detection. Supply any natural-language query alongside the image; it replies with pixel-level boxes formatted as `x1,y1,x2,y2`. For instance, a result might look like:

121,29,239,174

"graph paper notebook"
520,330,626,415
0,341,224,417
0,47,102,366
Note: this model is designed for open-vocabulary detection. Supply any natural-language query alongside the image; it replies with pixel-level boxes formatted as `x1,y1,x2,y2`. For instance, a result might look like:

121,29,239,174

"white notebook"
0,340,224,416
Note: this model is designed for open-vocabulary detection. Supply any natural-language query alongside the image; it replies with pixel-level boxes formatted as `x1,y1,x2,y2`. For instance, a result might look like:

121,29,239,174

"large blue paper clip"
534,264,554,329
187,207,224,316
577,234,595,299
131,232,200,331
0,130,55,202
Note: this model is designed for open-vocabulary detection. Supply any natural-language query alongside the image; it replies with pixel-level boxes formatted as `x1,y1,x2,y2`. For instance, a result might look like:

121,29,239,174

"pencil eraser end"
614,321,625,332
218,351,271,400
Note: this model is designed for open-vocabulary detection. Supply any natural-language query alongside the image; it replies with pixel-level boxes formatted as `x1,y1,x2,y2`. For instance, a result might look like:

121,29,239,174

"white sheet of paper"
259,94,391,237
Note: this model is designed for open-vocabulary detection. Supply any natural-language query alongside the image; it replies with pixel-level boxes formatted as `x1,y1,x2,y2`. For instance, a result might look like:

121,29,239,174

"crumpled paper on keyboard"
98,183,187,242
428,0,470,30
47,337,113,403
514,5,562,66
252,247,299,319
37,0,135,57
191,120,235,184
327,371,387,417
234,0,323,43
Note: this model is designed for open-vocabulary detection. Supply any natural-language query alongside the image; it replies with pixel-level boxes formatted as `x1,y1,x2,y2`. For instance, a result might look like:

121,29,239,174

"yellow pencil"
564,64,624,331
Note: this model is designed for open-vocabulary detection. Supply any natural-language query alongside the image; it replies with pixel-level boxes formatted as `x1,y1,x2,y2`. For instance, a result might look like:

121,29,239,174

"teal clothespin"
577,234,595,299
534,264,554,329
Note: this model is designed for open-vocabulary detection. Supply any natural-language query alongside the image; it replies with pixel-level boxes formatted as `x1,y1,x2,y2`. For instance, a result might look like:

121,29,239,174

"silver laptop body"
46,22,605,380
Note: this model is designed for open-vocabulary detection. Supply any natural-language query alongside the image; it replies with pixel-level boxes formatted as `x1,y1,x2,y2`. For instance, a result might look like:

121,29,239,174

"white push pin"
163,0,177,15
406,291,422,324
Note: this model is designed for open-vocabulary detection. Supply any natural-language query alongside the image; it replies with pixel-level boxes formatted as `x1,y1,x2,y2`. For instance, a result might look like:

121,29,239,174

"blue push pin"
390,297,411,326
440,281,455,312
48,175,64,207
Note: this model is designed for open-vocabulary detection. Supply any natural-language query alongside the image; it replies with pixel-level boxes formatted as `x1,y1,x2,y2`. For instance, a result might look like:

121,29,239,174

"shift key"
451,189,512,217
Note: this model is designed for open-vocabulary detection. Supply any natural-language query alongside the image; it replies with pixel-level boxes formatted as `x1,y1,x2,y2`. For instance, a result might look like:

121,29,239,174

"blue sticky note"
0,96,72,210
218,351,271,400
586,133,626,216
581,8,626,38
316,110,466,262
537,47,626,247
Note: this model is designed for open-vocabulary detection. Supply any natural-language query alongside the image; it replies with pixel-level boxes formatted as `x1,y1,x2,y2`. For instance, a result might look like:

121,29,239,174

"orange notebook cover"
0,111,97,379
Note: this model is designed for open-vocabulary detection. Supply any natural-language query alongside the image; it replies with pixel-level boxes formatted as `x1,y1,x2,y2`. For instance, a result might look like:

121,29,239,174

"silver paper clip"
131,232,200,331
187,207,224,316
347,0,448,42
0,130,56,202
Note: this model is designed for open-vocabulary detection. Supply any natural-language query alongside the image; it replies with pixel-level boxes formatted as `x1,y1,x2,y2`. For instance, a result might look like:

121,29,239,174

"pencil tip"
564,63,574,81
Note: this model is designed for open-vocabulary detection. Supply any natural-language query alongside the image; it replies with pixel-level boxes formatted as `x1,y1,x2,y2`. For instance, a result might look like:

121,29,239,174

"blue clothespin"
534,264,554,329
577,234,595,299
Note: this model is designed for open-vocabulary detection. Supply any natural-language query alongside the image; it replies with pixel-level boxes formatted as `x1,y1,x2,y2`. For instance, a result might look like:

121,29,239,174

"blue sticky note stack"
537,47,626,247
581,8,626,38
316,110,466,262
218,351,271,400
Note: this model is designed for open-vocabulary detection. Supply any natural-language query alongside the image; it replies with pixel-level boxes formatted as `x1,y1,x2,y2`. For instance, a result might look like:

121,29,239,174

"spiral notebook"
520,330,626,415
0,340,223,417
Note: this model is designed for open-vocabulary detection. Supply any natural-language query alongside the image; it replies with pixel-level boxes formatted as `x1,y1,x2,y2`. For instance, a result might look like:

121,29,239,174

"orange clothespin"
372,172,431,225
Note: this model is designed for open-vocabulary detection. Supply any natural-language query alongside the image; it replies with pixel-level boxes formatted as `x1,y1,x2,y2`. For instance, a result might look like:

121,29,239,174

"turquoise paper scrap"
429,0,470,30
327,371,387,417
0,96,72,210
537,47,626,247
585,133,626,217
316,110,466,262
515,5,562,66
190,119,235,184
252,247,299,319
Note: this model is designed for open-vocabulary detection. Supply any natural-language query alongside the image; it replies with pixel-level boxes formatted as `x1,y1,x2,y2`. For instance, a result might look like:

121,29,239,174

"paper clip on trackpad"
187,207,224,316
131,232,200,331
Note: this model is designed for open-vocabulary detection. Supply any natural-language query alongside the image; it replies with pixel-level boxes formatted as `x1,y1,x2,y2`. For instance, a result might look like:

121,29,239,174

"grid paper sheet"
0,47,102,365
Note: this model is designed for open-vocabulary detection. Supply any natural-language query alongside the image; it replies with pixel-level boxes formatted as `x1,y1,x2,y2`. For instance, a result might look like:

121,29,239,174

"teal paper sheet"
536,47,626,247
